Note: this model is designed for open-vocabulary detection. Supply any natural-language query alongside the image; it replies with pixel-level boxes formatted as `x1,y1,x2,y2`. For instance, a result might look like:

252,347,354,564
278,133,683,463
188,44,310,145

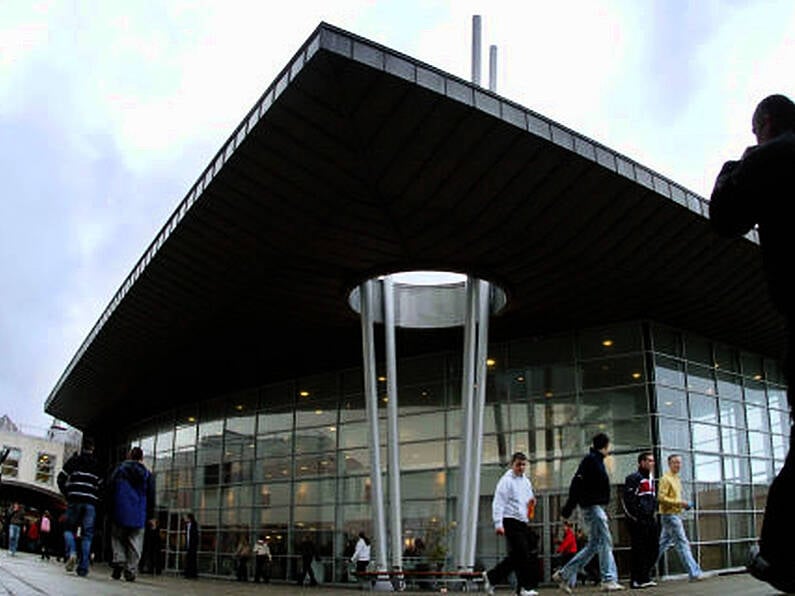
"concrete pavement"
0,551,787,595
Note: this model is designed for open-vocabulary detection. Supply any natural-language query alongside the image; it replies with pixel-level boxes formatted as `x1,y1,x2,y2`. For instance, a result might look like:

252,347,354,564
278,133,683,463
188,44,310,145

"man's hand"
495,527,505,536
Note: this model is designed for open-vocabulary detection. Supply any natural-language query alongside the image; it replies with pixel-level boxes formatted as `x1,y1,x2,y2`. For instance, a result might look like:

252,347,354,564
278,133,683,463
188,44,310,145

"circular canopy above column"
348,271,507,329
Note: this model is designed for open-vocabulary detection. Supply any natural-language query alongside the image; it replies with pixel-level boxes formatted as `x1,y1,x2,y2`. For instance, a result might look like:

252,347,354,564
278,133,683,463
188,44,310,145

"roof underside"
45,24,785,429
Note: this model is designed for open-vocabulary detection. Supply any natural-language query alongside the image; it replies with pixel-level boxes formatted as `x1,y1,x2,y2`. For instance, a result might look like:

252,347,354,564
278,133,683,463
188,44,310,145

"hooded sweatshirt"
108,459,155,528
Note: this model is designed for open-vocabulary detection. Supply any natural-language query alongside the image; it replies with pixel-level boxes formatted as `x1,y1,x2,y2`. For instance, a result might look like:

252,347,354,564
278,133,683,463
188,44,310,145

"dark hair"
511,452,528,464
755,94,795,135
667,453,681,464
592,433,610,450
359,531,371,546
129,446,144,461
637,451,653,464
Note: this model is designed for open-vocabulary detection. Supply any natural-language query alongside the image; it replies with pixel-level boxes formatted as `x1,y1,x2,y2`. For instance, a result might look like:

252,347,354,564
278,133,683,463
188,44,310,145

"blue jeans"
657,514,701,579
8,524,21,554
559,505,618,584
63,503,96,575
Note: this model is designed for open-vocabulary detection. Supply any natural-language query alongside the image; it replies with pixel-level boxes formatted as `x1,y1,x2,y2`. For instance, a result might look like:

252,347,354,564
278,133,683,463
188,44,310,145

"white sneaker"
552,570,573,594
639,580,657,588
520,590,539,596
689,574,705,582
482,570,495,595
601,581,625,591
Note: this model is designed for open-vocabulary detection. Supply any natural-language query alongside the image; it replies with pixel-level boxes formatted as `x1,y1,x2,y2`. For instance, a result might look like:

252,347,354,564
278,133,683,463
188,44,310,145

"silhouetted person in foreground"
710,93,795,594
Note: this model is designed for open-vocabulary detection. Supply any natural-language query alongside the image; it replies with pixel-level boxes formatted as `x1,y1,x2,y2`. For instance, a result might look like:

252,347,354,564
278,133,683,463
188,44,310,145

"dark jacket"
57,450,103,505
108,459,155,528
710,131,795,318
561,448,610,518
622,469,656,522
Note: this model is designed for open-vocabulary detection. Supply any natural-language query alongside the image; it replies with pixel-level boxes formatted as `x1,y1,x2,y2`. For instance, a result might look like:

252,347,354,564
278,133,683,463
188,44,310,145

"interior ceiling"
45,24,785,430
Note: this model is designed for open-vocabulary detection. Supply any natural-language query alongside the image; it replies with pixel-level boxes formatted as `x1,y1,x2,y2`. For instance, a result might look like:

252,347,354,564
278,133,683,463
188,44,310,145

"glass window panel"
769,408,789,436
509,333,574,366
582,386,649,420
768,387,788,412
339,394,367,423
579,323,642,359
698,513,727,541
689,393,717,423
695,482,723,509
748,430,771,457
657,386,687,418
713,344,740,372
35,452,56,484
728,512,755,540
340,447,384,476
156,429,174,455
693,453,722,482
719,399,746,429
750,458,773,484
722,427,748,456
294,505,334,525
745,380,767,406
402,470,447,500
294,427,337,454
685,335,713,365
221,485,253,508
257,432,293,459
521,425,583,460
659,418,690,450
339,476,371,504
446,405,501,436
256,482,290,507
401,440,445,471
687,364,716,395
723,457,750,483
296,399,337,429
294,479,336,505
527,395,579,428
255,455,292,482
338,420,374,450
257,410,294,434
295,451,336,478
655,356,685,388
745,404,769,434
399,412,446,442
771,435,787,461
726,484,753,510
174,424,197,452
742,353,765,382
401,499,446,524
521,364,577,399
224,433,256,462
258,506,290,525
651,324,683,357
716,372,742,401
226,413,255,436
580,355,645,391
602,418,651,453
692,423,720,452
138,435,155,459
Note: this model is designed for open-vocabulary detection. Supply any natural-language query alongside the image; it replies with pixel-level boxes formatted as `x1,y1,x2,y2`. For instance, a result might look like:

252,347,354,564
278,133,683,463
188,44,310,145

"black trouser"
486,517,539,590
299,555,317,585
254,555,270,582
628,518,658,585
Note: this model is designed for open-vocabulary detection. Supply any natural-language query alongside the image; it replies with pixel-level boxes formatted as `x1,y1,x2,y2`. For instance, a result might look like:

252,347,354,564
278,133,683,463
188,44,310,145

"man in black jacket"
552,433,624,593
622,452,658,589
57,436,102,577
710,94,795,594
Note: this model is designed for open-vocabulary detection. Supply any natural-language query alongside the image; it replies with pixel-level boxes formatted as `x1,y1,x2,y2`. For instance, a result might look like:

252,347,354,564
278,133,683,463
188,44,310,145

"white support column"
467,280,491,567
359,280,391,590
383,276,403,574
456,277,478,569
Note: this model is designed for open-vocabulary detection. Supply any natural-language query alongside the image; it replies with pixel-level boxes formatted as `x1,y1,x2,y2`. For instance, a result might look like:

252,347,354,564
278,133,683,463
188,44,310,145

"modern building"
0,415,77,516
44,22,788,586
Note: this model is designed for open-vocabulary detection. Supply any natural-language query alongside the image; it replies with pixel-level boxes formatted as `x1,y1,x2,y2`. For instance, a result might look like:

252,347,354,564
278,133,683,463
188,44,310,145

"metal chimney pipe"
488,44,497,92
471,15,481,86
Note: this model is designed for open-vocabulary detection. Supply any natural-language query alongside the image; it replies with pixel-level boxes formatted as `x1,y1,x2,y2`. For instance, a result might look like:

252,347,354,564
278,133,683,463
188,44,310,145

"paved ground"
0,551,787,595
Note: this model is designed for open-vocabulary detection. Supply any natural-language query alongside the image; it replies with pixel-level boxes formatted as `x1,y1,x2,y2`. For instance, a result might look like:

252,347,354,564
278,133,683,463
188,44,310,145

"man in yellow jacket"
655,454,703,581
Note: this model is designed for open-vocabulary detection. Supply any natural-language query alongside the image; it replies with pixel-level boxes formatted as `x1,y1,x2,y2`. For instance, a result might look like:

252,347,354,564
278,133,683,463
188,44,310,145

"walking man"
57,436,102,577
622,452,658,589
655,454,703,581
552,433,624,593
710,93,795,594
6,502,24,556
108,446,156,582
482,451,539,596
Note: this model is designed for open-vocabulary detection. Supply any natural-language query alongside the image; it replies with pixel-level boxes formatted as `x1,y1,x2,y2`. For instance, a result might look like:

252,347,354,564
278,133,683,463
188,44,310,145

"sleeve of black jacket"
57,452,77,496
561,459,585,519
622,472,640,522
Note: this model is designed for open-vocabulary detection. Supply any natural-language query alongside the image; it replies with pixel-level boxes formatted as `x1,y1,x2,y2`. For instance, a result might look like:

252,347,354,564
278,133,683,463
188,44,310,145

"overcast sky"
2,1,794,432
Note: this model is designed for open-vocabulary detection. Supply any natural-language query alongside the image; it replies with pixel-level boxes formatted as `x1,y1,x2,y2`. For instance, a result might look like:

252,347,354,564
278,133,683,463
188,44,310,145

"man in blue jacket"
552,433,624,593
107,446,156,582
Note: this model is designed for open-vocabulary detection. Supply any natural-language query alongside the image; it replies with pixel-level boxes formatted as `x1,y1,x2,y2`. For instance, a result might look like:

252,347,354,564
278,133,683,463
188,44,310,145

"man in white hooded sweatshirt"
482,452,539,596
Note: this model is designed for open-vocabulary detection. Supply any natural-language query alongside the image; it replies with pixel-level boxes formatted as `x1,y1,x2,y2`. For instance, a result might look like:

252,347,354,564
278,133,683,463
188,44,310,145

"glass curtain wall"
120,321,786,583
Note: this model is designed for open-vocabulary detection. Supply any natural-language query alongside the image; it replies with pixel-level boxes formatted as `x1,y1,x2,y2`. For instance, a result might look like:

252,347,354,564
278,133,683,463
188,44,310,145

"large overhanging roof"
45,23,784,429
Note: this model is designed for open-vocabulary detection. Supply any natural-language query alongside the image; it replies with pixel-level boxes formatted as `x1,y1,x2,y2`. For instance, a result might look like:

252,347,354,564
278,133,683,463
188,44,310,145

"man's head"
129,446,144,461
753,94,795,144
592,432,610,454
667,453,683,474
81,436,95,453
638,451,655,473
510,451,528,476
